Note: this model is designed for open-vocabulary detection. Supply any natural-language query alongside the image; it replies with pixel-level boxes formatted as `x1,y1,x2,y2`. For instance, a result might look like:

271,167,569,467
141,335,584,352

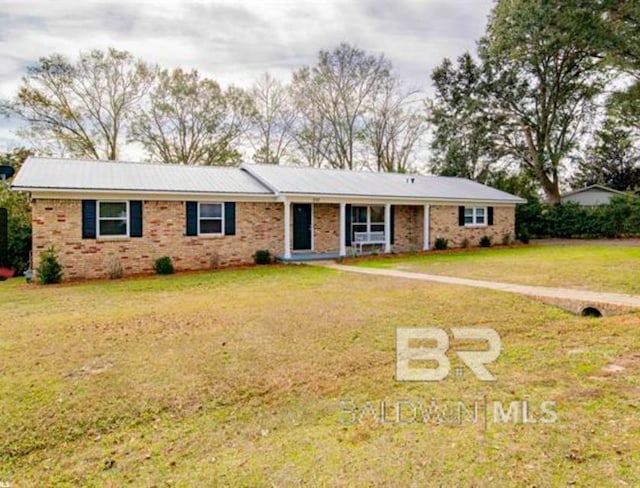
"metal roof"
12,157,273,195
11,157,526,203
560,184,626,198
243,164,526,203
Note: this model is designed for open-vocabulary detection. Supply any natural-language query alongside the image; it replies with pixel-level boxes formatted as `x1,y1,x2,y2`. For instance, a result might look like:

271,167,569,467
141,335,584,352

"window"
98,201,128,237
351,205,385,238
464,207,486,226
198,203,224,235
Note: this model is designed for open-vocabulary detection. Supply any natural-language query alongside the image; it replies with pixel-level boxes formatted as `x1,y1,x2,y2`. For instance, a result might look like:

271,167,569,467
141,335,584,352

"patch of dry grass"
0,265,639,486
356,244,640,294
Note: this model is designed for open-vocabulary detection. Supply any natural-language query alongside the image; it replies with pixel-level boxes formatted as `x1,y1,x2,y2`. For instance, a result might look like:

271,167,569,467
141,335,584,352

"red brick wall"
313,203,340,253
31,199,517,280
429,205,515,248
32,199,284,280
393,205,423,252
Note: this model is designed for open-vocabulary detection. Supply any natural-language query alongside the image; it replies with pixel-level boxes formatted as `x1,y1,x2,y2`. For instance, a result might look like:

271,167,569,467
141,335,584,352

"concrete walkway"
319,263,640,310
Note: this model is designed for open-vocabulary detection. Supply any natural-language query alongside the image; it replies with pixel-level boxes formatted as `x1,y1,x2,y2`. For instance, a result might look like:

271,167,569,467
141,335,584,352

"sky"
0,0,494,152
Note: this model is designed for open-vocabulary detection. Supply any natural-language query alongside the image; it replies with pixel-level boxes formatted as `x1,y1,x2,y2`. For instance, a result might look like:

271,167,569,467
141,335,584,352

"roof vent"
406,176,415,184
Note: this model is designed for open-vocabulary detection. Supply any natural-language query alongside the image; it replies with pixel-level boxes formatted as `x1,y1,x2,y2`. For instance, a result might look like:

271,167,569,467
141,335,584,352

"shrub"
515,194,640,239
479,235,492,248
7,221,31,275
461,237,471,249
153,256,174,275
0,180,31,275
253,249,272,265
516,200,548,238
106,257,123,279
518,227,530,244
501,232,512,246
434,237,448,250
36,246,63,284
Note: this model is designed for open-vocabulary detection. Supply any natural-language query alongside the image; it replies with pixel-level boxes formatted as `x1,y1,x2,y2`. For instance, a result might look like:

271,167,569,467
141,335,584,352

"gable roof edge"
561,184,627,198
240,163,282,196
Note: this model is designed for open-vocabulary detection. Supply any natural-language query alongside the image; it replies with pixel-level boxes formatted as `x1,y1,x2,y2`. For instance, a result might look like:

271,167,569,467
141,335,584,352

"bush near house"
516,194,640,239
253,249,272,265
153,256,175,275
434,237,449,250
0,174,31,274
36,247,63,284
479,235,492,247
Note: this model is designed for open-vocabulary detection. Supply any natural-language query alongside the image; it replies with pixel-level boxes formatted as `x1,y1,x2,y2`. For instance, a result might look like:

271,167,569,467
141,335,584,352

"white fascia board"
25,189,278,202
276,193,523,206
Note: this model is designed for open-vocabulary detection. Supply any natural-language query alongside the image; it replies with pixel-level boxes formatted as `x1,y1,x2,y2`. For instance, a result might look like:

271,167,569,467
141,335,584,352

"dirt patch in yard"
590,352,640,379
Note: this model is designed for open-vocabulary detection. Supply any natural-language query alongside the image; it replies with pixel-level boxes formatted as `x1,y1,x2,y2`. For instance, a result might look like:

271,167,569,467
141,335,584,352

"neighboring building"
560,184,626,206
11,157,525,280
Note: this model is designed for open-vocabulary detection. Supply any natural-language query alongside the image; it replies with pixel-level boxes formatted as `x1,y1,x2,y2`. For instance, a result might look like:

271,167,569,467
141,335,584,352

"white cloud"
0,0,493,148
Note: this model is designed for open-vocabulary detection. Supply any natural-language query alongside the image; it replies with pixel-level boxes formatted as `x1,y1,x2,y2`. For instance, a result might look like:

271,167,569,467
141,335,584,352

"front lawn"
355,244,640,294
1,265,639,486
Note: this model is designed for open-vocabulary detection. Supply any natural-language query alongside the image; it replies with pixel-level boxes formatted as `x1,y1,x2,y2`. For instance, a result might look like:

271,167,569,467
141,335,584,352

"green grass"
1,263,639,486
354,244,640,294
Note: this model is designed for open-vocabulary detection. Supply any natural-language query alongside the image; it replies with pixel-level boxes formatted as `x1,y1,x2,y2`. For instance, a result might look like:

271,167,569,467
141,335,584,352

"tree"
291,43,392,169
480,0,606,203
0,148,32,273
570,122,640,191
486,168,540,202
1,48,154,160
428,53,499,182
598,2,640,130
130,68,255,166
288,100,334,168
247,73,295,164
607,82,640,132
365,79,426,173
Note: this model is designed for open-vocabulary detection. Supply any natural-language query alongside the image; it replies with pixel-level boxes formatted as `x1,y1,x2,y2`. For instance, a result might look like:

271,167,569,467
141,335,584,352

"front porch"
280,200,430,260
275,251,343,262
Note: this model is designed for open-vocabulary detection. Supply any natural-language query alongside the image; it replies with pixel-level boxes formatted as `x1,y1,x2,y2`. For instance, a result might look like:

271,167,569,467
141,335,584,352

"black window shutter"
0,208,8,267
82,200,97,239
345,204,352,246
390,205,395,245
130,200,143,237
458,206,465,226
186,201,198,236
224,202,236,235
488,206,494,226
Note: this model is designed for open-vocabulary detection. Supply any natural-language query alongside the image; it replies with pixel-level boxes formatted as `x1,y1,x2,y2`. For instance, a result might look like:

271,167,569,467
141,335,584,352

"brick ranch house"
12,157,525,280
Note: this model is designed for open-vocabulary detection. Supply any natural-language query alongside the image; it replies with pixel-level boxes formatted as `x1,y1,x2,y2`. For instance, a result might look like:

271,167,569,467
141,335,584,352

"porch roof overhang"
275,192,522,206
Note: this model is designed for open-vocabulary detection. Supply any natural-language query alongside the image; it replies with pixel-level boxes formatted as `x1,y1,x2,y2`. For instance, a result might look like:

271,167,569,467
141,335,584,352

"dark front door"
293,203,312,250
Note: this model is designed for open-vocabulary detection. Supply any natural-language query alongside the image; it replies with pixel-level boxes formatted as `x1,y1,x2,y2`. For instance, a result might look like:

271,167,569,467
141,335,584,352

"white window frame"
351,205,386,235
198,202,225,236
97,200,129,238
464,206,487,227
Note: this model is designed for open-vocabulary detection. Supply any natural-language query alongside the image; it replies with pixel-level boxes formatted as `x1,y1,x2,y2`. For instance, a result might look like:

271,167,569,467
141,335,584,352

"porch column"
384,203,392,253
283,199,291,259
339,202,346,257
423,204,430,250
